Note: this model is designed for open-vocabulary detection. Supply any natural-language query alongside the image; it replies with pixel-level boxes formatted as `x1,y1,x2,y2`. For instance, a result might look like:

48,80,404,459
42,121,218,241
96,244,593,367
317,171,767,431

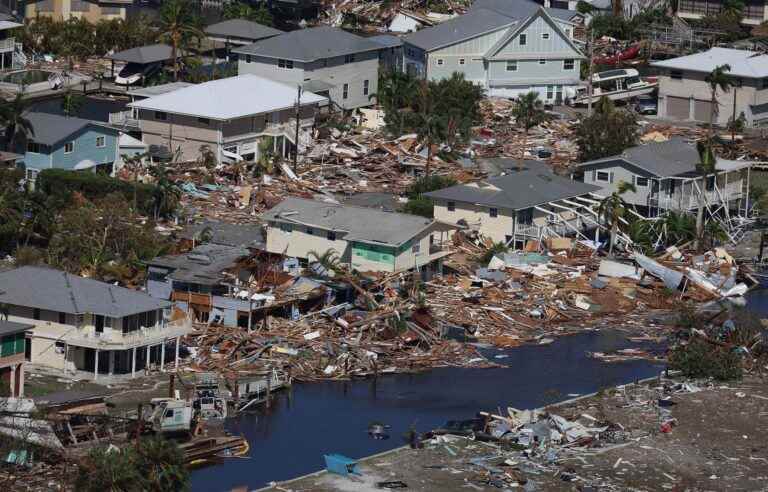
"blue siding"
21,125,119,172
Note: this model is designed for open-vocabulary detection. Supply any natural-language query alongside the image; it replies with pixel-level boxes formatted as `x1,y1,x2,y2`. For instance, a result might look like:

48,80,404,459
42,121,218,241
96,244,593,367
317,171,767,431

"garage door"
666,96,690,120
694,99,713,122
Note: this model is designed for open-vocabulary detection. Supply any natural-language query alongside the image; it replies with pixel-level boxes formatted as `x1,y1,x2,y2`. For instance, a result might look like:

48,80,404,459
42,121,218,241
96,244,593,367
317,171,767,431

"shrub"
669,338,743,380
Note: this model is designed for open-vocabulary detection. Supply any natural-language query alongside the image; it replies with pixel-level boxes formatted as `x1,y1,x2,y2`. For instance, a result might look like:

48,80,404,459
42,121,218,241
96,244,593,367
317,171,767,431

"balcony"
108,110,139,129
0,37,16,53
65,320,192,350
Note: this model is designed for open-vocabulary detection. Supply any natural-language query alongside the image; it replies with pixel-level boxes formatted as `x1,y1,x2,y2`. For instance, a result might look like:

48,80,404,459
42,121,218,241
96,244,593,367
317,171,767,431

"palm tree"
663,211,696,246
704,64,732,138
694,141,717,251
372,70,419,135
308,249,342,276
0,93,33,152
158,0,204,81
512,91,549,169
597,180,636,255
414,80,446,178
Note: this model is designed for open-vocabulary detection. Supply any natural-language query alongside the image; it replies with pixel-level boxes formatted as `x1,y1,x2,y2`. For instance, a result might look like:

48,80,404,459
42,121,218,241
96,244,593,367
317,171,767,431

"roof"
128,82,193,99
108,43,174,64
128,75,326,120
424,168,600,210
178,220,265,248
368,34,403,48
470,0,542,19
403,8,517,51
476,157,552,176
25,112,113,146
233,26,383,62
262,197,438,247
204,18,283,41
0,266,170,317
0,320,33,337
147,243,250,286
577,137,700,177
651,47,768,78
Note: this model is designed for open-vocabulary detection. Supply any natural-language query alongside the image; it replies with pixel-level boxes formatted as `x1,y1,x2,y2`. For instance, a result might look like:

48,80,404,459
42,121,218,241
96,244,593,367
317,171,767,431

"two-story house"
25,0,129,22
262,197,457,276
402,3,584,102
0,12,24,71
0,321,33,397
18,112,120,185
128,74,326,163
677,0,768,25
425,161,600,248
0,266,191,380
233,26,383,111
652,48,768,127
576,137,753,217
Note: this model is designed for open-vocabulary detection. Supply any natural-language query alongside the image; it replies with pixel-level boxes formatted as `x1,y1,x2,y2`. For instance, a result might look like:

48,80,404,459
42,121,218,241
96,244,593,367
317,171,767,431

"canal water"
190,329,666,491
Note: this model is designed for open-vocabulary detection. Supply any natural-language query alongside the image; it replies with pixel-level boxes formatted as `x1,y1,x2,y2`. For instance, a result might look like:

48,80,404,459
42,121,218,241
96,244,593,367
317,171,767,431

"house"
261,197,457,275
0,321,33,397
370,35,404,74
234,27,383,111
425,162,600,248
107,43,175,84
18,112,120,184
0,266,190,380
677,0,767,25
0,12,24,71
652,48,768,127
388,10,450,33
24,0,129,22
108,81,194,131
576,137,752,216
204,18,283,47
127,74,326,163
402,3,584,103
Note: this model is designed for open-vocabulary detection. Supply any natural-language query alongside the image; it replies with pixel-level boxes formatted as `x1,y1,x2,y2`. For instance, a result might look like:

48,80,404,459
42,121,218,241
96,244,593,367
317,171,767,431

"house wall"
138,109,221,162
351,242,396,272
22,126,119,172
433,198,516,243
393,223,452,271
404,45,427,78
580,160,656,207
379,46,404,74
265,222,351,262
426,28,510,84
25,0,126,22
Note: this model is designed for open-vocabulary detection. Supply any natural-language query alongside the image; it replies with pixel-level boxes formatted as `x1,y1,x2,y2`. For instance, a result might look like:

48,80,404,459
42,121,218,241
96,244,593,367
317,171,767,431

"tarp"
633,253,684,290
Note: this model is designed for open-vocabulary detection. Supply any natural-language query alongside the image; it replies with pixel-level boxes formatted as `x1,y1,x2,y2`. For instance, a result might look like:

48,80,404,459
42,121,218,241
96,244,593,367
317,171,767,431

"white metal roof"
128,74,327,121
651,47,768,78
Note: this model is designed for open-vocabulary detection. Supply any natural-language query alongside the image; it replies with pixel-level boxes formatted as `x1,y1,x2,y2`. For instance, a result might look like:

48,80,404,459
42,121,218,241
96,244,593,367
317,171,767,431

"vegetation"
0,93,33,152
511,91,549,134
669,338,743,380
704,64,733,134
479,241,509,264
401,175,457,218
158,0,205,81
574,97,638,161
222,2,274,26
588,8,670,40
693,141,716,250
597,180,636,255
308,249,343,274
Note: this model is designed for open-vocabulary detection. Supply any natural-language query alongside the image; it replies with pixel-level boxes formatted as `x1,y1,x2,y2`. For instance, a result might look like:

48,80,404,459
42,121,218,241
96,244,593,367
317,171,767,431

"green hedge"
37,169,158,215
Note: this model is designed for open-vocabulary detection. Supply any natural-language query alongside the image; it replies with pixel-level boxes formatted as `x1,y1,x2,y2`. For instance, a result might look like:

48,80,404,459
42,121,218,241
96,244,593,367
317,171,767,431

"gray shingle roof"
0,266,170,317
0,320,33,337
577,137,699,177
147,243,250,286
651,47,768,79
262,197,436,247
368,34,403,48
403,8,517,51
470,0,540,19
178,220,264,248
108,44,174,64
25,112,113,146
424,169,600,210
204,19,283,41
233,26,383,62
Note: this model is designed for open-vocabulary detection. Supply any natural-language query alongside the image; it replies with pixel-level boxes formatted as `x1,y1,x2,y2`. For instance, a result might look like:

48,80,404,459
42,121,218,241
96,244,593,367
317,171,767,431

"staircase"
12,43,26,69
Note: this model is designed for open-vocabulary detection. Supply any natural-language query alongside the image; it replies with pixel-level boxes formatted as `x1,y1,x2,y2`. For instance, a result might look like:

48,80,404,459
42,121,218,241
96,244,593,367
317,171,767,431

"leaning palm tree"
662,211,696,246
597,180,636,255
694,141,717,251
157,0,204,81
0,93,33,152
704,64,732,139
308,249,342,276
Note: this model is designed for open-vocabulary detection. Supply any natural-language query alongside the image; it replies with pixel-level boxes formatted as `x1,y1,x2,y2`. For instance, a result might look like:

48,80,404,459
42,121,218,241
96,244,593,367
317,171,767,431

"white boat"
573,68,657,105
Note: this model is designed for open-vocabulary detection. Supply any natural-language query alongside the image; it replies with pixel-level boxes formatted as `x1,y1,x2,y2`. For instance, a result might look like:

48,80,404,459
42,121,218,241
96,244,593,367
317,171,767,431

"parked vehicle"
634,95,658,115
115,62,161,86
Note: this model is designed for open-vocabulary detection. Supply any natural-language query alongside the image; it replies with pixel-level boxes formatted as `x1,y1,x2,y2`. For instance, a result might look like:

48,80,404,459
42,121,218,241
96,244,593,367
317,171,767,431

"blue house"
17,112,120,183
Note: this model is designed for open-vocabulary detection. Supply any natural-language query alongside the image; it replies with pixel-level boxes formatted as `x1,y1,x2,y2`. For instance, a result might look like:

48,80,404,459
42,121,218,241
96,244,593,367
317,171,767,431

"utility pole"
587,27,594,117
293,85,302,173
731,87,738,142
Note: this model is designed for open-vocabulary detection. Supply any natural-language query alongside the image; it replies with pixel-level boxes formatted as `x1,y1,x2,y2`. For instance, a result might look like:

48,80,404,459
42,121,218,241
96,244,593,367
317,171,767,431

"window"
436,58,444,66
306,227,313,235
412,243,420,253
344,54,355,63
58,312,66,324
363,79,369,96
517,208,533,225
596,171,610,182
26,169,38,181
197,117,210,125
547,85,554,99
63,142,74,154
635,176,649,187
670,70,683,80
563,59,575,70
342,83,349,99
95,136,105,148
538,59,547,65
447,201,455,211
489,207,498,218
565,28,571,37
459,58,466,65
506,60,517,72
33,308,40,320
280,223,293,232
762,78,768,89
245,55,251,63
155,111,167,121
27,141,40,153
667,179,677,196
278,59,294,69
542,32,550,40
519,33,527,45
706,175,716,191
327,231,337,241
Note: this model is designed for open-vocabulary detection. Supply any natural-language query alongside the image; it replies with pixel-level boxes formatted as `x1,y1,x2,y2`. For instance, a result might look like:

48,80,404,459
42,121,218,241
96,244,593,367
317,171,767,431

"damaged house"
425,161,600,248
261,197,457,275
402,2,583,102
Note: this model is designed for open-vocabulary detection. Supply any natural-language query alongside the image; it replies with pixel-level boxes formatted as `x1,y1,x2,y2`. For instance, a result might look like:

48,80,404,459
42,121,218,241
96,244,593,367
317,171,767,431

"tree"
401,175,457,218
374,70,419,136
158,0,204,81
694,141,717,251
61,89,84,117
574,96,638,160
0,93,33,152
597,180,636,255
512,91,548,134
662,211,696,246
308,249,343,275
222,2,274,26
704,64,732,137
722,0,745,19
414,80,445,177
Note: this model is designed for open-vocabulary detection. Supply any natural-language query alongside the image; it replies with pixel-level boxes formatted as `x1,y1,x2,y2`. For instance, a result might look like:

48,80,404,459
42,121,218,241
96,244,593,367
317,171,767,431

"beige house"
261,197,456,274
128,74,326,163
425,162,600,248
0,266,191,380
25,0,129,21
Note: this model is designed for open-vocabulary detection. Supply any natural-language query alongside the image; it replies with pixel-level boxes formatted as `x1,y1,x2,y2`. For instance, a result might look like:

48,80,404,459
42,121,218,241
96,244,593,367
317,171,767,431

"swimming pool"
0,69,55,85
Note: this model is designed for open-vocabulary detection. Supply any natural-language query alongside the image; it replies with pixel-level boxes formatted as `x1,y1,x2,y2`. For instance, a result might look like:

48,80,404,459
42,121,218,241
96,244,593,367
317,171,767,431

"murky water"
190,329,665,491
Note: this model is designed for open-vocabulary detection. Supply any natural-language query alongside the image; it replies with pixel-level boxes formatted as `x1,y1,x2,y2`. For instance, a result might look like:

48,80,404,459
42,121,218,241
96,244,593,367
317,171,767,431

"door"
666,96,690,120
693,99,713,122
95,315,104,334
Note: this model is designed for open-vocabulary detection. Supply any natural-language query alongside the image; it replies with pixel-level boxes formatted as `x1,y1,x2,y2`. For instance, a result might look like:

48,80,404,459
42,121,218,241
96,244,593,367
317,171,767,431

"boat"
593,43,642,66
572,68,657,106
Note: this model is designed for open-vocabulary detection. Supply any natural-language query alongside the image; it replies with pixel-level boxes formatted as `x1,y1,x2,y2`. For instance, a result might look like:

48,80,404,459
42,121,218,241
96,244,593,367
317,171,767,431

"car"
634,95,658,115
115,62,161,86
